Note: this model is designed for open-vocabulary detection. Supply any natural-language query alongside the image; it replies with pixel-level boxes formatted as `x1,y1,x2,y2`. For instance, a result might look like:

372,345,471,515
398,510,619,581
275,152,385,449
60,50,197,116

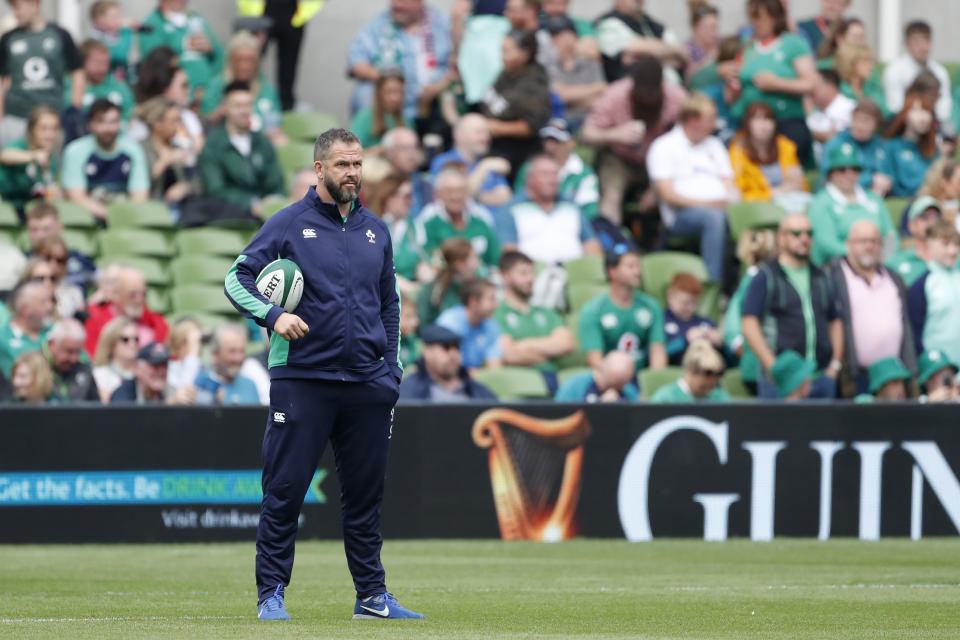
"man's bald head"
846,219,881,270
453,114,491,157
600,351,636,392
11,281,54,332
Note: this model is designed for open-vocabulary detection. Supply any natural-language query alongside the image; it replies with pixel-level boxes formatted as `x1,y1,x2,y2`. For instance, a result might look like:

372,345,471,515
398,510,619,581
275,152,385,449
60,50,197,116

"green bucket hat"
770,350,816,398
917,349,959,387
827,142,863,172
907,196,943,222
867,357,912,394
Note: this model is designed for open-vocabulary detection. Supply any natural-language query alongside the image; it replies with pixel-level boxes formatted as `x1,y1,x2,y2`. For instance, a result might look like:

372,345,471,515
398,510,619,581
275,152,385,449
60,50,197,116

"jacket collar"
303,187,364,225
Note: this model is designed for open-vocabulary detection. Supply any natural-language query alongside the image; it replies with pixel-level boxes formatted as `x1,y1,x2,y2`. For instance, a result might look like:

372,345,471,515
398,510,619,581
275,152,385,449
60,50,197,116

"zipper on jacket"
340,218,352,377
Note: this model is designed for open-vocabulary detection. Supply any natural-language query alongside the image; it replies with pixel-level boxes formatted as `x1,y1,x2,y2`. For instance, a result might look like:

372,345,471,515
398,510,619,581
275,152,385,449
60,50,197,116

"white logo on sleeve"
273,412,286,424
302,228,317,238
366,229,376,244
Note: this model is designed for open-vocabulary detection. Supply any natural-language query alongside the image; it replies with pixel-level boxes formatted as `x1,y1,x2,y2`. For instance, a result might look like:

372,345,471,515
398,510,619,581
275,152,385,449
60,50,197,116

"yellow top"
728,134,807,202
236,0,324,27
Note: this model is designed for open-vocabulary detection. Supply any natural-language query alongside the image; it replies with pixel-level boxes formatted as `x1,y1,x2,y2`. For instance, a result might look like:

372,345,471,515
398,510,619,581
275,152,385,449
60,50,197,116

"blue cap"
420,324,462,346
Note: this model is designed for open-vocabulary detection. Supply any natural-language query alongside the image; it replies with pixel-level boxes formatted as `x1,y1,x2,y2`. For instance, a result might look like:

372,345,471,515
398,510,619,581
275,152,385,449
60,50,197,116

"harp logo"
472,408,590,542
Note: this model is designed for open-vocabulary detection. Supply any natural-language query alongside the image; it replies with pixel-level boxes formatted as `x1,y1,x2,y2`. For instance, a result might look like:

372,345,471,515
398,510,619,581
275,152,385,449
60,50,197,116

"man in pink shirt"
826,219,916,397
581,54,685,225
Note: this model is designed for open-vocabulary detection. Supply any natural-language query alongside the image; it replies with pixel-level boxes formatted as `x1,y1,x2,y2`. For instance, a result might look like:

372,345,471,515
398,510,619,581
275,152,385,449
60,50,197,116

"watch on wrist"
828,360,842,373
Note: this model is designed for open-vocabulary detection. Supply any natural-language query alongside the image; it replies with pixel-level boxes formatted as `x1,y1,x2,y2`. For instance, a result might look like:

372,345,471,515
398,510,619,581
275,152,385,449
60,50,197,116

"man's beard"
324,174,360,204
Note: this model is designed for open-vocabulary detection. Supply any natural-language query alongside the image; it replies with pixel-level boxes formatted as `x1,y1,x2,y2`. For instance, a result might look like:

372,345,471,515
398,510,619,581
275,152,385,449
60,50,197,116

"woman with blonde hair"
723,229,778,395
913,158,960,224
201,31,286,146
9,350,55,404
0,105,62,215
92,316,138,403
650,340,732,402
835,42,888,116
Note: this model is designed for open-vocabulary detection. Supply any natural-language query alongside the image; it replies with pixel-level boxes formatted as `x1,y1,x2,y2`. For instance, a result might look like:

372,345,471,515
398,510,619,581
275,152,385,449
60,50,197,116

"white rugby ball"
256,258,304,313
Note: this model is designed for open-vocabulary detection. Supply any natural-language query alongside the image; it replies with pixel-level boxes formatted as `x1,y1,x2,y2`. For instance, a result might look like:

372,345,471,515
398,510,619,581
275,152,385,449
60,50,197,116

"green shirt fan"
256,259,304,313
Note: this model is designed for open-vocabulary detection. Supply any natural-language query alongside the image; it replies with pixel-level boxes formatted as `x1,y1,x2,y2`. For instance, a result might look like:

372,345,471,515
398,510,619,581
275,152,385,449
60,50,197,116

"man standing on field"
224,128,423,621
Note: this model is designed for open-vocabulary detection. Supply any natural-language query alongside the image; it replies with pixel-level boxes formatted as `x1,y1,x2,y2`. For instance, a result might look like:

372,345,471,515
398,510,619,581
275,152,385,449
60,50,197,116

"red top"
84,302,169,356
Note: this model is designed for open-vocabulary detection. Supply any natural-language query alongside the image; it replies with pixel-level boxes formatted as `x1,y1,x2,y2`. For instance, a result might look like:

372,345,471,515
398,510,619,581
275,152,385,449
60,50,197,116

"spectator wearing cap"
900,159,960,238
498,154,601,264
917,349,959,403
495,250,574,394
582,55,685,227
808,141,897,266
0,280,54,378
192,323,260,405
543,16,605,131
555,350,637,403
46,318,99,402
742,214,844,400
646,91,740,284
886,196,942,286
398,324,497,401
908,221,960,367
854,356,912,402
769,350,816,400
418,166,500,269
84,265,168,357
662,272,721,366
513,118,599,219
347,0,451,120
651,340,731,403
593,0,686,83
826,220,916,397
817,99,891,195
436,277,503,373
429,114,512,210
109,342,172,404
579,247,666,373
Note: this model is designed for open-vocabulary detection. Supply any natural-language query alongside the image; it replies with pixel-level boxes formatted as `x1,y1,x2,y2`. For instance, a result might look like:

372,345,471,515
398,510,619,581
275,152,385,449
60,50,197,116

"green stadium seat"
640,252,709,306
99,255,170,287
261,198,292,220
169,255,236,286
170,284,240,315
61,228,98,257
567,281,606,315
281,111,338,143
167,311,237,334
99,228,175,258
574,145,596,168
0,201,18,228
698,281,721,323
175,227,247,257
638,366,683,399
557,366,591,386
727,201,788,241
565,254,605,285
36,199,99,229
885,197,911,230
147,287,171,314
0,228,19,248
553,313,587,369
276,142,316,179
107,200,174,229
472,366,549,400
721,367,753,400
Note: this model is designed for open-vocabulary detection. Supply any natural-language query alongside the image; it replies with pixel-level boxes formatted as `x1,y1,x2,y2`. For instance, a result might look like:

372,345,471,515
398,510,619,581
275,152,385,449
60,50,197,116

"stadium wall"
3,403,960,543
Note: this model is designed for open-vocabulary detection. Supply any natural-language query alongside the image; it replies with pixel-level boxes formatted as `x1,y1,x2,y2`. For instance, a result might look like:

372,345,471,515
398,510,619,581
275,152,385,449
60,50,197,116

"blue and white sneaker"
257,585,291,620
353,592,425,619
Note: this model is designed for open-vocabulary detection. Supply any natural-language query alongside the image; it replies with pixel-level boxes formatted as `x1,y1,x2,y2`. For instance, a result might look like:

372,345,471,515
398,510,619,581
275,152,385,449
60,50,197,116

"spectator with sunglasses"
31,235,85,321
807,142,897,267
650,340,731,402
91,316,137,403
23,202,97,290
741,214,844,400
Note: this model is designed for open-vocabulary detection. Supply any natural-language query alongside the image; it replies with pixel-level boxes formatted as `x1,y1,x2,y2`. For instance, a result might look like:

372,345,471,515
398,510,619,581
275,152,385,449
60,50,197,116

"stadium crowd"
0,0,959,406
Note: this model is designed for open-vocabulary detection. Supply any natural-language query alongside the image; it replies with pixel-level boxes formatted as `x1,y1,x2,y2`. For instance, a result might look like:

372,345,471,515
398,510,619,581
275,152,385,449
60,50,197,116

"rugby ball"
256,259,304,313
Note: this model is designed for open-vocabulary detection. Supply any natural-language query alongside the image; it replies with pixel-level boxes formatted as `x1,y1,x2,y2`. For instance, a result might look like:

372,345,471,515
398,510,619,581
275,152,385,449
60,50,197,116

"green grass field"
2,539,959,639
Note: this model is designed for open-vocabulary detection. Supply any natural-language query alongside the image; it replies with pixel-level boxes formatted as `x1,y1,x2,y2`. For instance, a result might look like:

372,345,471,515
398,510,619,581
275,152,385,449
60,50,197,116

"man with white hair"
83,265,168,356
47,318,99,402
429,114,512,208
381,127,432,216
0,280,54,378
193,323,261,405
418,165,500,267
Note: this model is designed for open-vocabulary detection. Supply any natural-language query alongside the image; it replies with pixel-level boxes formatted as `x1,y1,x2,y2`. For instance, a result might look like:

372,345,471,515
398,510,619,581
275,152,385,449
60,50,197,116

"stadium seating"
0,201,18,229
169,255,236,286
260,198,292,220
557,366,590,386
473,366,550,400
107,200,175,230
101,255,170,287
567,281,606,315
554,313,587,369
640,252,709,304
99,228,175,259
170,284,242,316
281,111,338,143
721,367,753,400
175,228,247,257
885,197,910,229
564,254,605,285
46,199,98,229
727,201,787,242
638,366,683,399
276,142,316,190
61,228,98,257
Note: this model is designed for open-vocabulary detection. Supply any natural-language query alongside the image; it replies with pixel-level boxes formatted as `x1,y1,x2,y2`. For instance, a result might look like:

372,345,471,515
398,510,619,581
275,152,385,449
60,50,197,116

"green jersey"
0,137,58,210
0,23,82,118
139,10,224,90
418,280,462,327
807,184,896,266
494,301,565,373
399,334,421,368
733,33,811,122
650,379,732,403
349,108,414,148
202,73,283,134
0,321,50,377
64,74,134,120
418,204,501,267
886,248,928,287
578,291,665,370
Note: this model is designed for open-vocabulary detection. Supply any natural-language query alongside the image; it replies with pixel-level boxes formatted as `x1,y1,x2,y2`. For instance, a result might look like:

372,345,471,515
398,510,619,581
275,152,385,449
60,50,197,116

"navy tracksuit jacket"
225,187,402,602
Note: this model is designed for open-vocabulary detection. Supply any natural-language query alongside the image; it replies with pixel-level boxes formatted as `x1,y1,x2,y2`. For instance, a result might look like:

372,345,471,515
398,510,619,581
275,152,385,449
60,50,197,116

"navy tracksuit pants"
255,373,399,602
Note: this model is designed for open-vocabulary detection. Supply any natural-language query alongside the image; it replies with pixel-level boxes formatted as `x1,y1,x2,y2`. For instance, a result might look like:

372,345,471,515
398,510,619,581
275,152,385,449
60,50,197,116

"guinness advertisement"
2,403,960,543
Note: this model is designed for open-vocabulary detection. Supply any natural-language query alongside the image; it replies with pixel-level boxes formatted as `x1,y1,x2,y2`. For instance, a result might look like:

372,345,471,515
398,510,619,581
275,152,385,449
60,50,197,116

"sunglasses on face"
695,368,722,378
788,229,814,238
31,274,55,283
